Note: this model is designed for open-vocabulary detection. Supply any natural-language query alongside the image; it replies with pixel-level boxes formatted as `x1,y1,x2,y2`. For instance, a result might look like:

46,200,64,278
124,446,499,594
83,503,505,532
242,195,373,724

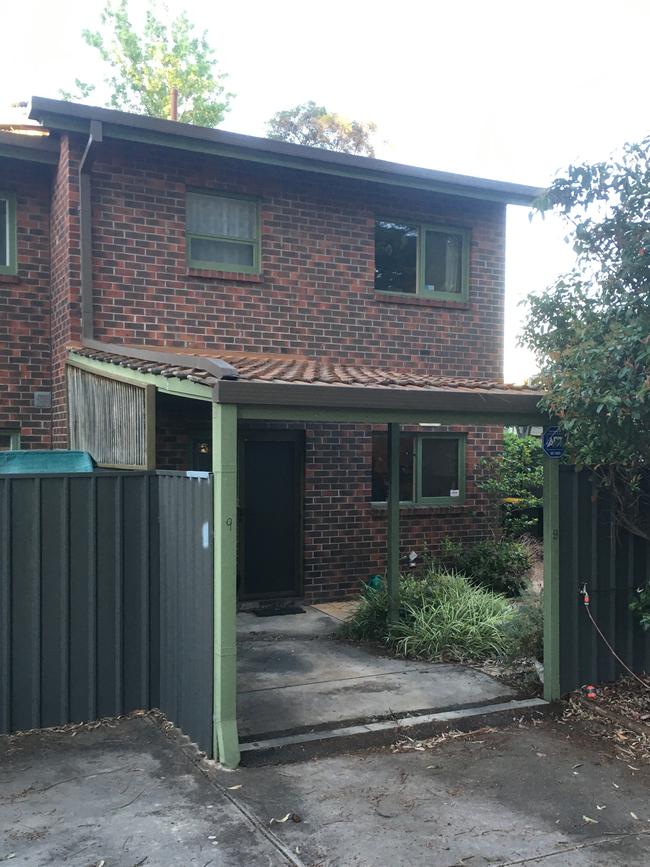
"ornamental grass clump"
343,569,515,662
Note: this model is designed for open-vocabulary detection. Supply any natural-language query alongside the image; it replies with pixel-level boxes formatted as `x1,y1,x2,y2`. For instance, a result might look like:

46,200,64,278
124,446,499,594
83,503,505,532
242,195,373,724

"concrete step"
239,697,554,765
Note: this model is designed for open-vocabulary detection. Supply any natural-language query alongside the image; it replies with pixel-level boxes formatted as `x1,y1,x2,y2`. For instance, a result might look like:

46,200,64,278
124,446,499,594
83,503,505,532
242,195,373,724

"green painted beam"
67,354,213,401
212,403,240,768
387,423,401,625
236,406,545,426
543,454,561,701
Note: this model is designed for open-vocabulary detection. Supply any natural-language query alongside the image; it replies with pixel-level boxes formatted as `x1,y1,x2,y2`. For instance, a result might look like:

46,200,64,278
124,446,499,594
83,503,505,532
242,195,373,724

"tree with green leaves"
476,430,543,537
60,0,232,126
266,101,377,156
522,136,650,537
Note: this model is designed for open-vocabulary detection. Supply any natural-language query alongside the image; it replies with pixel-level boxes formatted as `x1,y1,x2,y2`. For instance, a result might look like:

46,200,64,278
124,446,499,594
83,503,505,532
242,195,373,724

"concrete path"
0,716,287,867
237,609,515,739
220,719,650,866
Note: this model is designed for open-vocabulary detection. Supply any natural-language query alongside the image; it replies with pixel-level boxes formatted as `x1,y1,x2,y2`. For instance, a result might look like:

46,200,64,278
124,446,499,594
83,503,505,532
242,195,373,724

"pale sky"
3,0,648,381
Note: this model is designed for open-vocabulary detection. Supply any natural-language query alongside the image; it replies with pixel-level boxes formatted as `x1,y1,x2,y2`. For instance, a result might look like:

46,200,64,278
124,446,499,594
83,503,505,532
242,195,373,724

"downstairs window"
371,431,466,506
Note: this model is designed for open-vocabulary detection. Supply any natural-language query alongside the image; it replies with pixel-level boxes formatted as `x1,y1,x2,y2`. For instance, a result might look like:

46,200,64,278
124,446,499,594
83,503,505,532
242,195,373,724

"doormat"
252,605,305,617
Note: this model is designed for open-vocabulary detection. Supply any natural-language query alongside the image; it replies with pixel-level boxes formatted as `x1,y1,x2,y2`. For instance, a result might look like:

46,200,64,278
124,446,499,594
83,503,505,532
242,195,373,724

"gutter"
0,131,59,165
30,96,542,207
213,378,544,417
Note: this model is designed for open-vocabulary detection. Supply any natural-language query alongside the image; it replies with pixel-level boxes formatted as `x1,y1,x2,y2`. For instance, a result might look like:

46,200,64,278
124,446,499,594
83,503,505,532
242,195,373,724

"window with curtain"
374,220,469,300
186,191,260,273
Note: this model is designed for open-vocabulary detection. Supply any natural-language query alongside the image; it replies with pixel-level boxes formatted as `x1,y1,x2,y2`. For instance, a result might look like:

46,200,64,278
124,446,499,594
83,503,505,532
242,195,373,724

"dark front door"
240,431,303,598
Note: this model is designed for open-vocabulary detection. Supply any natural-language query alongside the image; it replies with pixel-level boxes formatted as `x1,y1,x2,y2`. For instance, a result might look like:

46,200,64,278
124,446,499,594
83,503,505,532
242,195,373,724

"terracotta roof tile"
68,345,542,396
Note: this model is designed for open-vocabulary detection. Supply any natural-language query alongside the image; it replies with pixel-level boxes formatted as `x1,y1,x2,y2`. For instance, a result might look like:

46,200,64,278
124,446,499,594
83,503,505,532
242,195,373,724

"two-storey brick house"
0,98,539,602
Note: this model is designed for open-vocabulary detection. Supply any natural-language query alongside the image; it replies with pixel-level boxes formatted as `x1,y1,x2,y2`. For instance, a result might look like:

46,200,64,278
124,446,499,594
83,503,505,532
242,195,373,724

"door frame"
238,428,305,600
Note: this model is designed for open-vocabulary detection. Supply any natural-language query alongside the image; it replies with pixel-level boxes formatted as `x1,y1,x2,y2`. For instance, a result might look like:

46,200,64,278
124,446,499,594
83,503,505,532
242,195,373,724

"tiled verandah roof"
69,344,541,397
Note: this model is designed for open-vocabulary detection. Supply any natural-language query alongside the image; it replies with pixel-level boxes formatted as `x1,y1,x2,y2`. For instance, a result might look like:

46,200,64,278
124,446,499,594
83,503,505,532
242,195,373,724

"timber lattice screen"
67,364,154,469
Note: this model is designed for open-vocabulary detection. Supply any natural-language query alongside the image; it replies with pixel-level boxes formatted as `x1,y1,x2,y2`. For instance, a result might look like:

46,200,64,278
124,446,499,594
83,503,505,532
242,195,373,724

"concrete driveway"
0,715,287,867
2,712,650,866
221,719,650,866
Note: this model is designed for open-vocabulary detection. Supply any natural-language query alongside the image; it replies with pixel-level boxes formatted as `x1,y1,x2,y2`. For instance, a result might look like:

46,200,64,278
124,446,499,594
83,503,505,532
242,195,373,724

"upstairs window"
371,431,466,506
0,430,20,450
375,220,469,300
186,191,260,273
0,192,17,275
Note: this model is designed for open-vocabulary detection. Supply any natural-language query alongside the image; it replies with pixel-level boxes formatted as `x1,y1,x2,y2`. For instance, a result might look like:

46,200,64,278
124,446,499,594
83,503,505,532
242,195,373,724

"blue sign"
542,427,565,458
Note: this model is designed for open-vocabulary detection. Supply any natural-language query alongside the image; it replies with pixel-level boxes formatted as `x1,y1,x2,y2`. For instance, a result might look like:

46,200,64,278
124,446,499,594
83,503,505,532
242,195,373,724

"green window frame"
0,192,17,276
186,189,260,274
0,430,21,450
374,220,470,301
371,431,466,507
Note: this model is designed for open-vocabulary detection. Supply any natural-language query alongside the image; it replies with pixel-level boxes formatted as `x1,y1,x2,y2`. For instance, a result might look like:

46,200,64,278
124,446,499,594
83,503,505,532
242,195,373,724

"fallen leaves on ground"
391,726,497,753
562,676,650,765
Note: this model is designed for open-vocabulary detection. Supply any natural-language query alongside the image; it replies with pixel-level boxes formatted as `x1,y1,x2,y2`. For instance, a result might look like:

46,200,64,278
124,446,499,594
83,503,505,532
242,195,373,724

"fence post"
387,423,401,625
543,455,561,700
212,403,240,768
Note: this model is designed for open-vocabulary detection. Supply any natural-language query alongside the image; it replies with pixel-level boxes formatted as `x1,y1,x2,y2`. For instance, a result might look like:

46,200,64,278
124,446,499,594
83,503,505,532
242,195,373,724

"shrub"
630,584,650,631
476,431,543,537
343,569,515,662
441,538,532,597
504,589,544,661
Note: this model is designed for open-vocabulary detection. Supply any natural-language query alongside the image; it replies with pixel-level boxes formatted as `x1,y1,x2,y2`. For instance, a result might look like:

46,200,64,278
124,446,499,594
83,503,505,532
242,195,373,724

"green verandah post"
543,454,561,701
387,422,401,625
212,402,240,768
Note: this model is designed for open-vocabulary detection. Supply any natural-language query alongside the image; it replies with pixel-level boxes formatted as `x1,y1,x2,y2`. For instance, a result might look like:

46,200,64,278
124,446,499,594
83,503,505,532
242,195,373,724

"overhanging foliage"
523,136,650,537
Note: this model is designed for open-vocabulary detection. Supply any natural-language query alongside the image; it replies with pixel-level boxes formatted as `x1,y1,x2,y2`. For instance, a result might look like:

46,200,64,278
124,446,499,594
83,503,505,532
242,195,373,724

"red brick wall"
46,135,507,601
151,396,501,602
87,138,505,381
303,423,501,601
49,136,82,447
0,159,53,449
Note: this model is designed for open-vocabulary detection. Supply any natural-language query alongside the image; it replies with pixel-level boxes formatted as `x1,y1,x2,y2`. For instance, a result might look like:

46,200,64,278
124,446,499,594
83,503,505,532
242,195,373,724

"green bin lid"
0,450,96,474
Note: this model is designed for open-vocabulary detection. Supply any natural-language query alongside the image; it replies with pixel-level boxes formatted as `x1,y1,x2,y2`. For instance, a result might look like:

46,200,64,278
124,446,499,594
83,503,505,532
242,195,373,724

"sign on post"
542,426,565,458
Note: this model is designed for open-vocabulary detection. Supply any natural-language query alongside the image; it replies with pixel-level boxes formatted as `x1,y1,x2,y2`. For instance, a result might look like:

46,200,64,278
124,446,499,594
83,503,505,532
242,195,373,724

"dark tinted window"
421,438,459,498
371,432,415,501
374,221,417,293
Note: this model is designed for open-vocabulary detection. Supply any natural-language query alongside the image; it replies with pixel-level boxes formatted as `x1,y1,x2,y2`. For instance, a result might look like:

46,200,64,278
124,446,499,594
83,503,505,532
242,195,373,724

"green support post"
543,454,561,701
387,423,401,626
212,402,240,768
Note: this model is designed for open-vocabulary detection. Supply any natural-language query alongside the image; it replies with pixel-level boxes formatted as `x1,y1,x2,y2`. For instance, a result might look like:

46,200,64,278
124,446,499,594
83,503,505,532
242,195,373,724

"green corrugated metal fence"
0,471,214,756
559,466,650,694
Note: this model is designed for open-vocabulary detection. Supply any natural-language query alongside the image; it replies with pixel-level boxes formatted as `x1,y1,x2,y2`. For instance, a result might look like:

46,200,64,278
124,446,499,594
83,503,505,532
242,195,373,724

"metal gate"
558,466,650,693
0,471,214,755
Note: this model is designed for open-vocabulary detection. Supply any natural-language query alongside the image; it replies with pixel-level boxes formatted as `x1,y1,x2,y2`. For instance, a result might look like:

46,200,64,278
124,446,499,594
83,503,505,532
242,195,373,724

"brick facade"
0,159,53,449
5,129,508,601
88,138,505,381
49,137,82,447
155,394,500,602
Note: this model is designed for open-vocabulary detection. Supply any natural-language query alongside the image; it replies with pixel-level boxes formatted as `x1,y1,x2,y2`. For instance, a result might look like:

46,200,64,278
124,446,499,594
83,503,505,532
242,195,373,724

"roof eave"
29,97,541,206
0,130,59,165
214,378,545,421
